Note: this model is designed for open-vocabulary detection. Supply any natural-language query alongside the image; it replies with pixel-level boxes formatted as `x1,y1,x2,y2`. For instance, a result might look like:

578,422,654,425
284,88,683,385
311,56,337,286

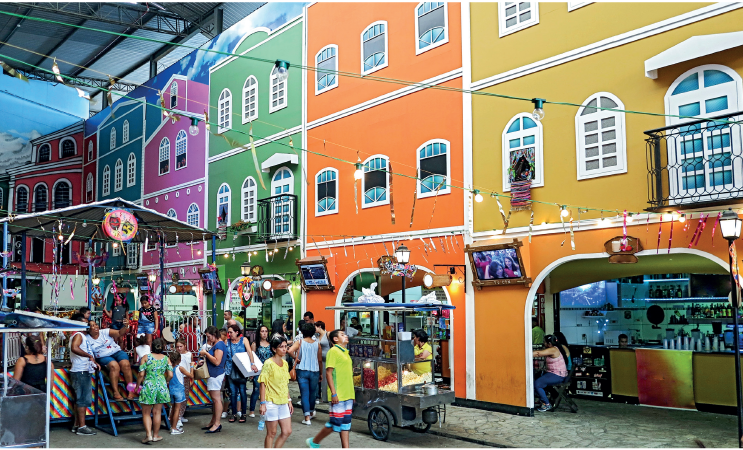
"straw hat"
161,326,175,343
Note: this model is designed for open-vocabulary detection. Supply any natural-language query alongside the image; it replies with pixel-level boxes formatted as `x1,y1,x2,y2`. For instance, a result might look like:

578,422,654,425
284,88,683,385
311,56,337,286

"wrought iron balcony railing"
257,194,298,242
646,111,743,209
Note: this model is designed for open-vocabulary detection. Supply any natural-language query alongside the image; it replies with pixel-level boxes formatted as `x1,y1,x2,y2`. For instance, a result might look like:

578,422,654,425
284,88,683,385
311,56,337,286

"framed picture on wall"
465,239,532,289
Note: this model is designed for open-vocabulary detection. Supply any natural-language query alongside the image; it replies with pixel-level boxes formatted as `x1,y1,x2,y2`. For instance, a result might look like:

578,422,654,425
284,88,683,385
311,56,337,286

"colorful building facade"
469,2,743,411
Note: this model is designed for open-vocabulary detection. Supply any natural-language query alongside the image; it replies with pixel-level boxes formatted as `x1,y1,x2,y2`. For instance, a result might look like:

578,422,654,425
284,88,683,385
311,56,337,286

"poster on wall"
466,239,532,289
199,267,224,294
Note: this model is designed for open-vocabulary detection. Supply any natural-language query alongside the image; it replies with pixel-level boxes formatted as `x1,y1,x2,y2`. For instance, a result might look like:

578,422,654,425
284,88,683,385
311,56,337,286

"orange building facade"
303,2,469,397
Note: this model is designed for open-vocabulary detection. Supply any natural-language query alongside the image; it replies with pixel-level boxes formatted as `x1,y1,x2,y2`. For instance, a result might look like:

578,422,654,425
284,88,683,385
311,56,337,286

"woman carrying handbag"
225,324,257,423
198,326,226,433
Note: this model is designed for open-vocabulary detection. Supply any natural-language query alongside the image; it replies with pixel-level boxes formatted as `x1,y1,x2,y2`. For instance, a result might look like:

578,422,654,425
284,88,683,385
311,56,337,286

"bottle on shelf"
655,286,663,299
676,285,683,298
648,287,655,299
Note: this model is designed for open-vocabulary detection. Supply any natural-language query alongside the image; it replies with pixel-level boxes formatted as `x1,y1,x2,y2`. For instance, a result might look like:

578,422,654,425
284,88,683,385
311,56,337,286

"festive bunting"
711,212,722,247
569,217,575,251
410,188,417,227
668,215,674,254
657,215,663,254
730,243,741,289
389,162,395,225
0,60,28,82
528,211,534,243
694,214,710,247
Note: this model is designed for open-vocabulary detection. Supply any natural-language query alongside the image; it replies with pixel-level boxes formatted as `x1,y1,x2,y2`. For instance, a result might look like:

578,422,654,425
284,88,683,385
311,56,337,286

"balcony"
257,194,298,242
646,111,743,210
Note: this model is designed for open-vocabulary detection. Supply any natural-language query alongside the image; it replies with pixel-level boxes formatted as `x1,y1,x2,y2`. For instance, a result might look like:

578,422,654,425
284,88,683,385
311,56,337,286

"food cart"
327,302,455,441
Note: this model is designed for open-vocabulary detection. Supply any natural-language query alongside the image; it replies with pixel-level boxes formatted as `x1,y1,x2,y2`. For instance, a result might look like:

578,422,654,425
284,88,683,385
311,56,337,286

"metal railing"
646,111,743,209
257,194,298,241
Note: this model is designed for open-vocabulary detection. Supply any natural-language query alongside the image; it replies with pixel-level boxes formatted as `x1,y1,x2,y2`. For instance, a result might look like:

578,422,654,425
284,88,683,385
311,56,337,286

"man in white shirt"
69,313,99,435
86,319,134,400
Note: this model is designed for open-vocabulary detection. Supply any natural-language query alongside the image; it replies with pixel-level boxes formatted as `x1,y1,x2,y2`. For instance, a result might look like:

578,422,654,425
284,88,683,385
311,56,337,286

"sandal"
151,436,163,442
238,416,246,423
228,415,236,423
141,437,152,445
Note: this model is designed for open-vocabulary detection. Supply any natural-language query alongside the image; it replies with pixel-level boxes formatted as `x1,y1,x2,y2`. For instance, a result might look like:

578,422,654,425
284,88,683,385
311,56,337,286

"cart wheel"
408,423,431,433
368,407,393,441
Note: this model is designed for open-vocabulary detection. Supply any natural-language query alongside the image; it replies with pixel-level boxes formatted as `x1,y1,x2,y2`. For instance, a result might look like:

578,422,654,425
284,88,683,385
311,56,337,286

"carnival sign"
103,209,138,242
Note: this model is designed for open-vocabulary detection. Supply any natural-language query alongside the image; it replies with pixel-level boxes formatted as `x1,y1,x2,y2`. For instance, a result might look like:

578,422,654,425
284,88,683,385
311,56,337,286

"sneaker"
221,412,228,419
249,413,255,418
170,428,184,435
180,418,188,423
177,420,183,429
71,426,79,434
537,403,552,412
76,426,97,436
306,437,321,448
302,419,312,426
236,411,242,418
311,411,316,418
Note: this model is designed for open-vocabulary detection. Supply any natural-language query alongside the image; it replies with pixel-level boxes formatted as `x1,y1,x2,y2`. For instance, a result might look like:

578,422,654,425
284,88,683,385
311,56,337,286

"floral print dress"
138,355,171,405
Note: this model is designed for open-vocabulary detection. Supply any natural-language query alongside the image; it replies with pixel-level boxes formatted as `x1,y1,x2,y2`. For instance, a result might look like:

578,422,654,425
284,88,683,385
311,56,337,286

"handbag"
289,366,297,382
194,357,210,380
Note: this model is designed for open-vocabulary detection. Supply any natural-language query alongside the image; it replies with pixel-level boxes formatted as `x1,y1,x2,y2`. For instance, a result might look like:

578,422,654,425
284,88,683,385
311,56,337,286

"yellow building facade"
466,2,743,411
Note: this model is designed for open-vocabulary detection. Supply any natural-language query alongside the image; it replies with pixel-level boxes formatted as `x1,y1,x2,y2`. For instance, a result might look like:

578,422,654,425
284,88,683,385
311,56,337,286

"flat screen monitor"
690,274,730,298
300,264,330,287
136,274,150,292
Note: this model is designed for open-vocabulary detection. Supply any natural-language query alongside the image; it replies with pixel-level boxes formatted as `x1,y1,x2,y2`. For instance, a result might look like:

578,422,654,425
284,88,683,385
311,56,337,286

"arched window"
159,137,170,175
316,168,338,216
175,130,187,169
575,93,626,180
167,208,177,219
54,180,71,208
271,168,294,235
270,66,287,113
114,159,123,191
16,186,28,213
86,173,94,202
217,183,231,227
38,144,51,162
502,113,544,191
187,203,200,227
361,21,388,75
316,45,338,95
170,82,178,109
127,153,136,187
416,2,448,54
664,65,743,198
123,120,130,143
363,156,389,207
218,89,232,133
241,177,257,222
417,139,450,197
34,184,47,212
102,165,111,196
242,76,258,123
87,141,93,161
60,138,76,158
110,127,116,149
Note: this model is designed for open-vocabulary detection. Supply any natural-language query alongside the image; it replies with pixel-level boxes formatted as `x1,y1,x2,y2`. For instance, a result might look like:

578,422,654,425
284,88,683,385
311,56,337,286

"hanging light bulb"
189,117,199,136
531,98,546,121
473,190,483,203
57,234,64,241
541,222,547,226
274,60,290,82
354,162,363,180
561,206,569,218
197,249,202,256
253,251,258,255
288,246,294,251
627,213,634,223
679,214,686,223
112,242,119,248
224,253,230,259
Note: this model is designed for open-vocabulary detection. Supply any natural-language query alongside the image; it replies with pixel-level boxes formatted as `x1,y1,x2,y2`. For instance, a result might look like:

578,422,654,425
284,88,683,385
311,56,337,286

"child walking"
168,352,192,435
175,339,192,427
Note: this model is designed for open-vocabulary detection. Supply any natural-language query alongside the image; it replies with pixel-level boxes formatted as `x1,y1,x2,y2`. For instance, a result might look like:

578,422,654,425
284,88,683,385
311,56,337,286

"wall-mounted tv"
690,274,730,298
296,256,334,292
199,268,224,295
466,239,532,288
136,274,150,292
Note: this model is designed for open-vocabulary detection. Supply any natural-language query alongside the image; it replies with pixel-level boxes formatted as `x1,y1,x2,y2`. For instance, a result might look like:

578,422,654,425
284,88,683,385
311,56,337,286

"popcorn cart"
326,303,455,441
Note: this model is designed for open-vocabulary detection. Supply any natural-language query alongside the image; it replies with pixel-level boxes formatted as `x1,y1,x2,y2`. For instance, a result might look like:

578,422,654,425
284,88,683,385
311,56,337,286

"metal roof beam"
0,5,33,52
29,4,105,69
12,66,139,92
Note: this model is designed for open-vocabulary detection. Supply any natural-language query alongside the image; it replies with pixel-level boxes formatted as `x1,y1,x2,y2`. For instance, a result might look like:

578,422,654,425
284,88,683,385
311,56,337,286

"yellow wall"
470,2,710,82
472,9,743,233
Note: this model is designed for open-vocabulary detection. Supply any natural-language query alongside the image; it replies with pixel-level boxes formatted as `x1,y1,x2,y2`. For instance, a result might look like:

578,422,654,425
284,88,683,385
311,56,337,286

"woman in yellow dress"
411,330,433,377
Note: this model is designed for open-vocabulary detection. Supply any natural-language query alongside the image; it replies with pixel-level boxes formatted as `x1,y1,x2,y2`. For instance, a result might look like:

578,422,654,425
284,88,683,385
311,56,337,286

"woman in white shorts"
258,334,293,448
199,326,226,433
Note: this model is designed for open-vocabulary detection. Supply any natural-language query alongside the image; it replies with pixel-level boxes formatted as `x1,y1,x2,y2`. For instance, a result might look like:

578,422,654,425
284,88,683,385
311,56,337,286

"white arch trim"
521,247,728,408
59,137,77,158
663,63,743,126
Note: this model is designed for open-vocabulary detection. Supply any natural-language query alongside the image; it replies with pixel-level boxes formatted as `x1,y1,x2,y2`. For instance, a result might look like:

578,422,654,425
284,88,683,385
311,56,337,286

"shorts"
110,321,124,330
326,399,353,432
207,373,225,391
170,382,186,404
70,371,93,407
265,401,291,422
138,320,155,335
97,350,130,367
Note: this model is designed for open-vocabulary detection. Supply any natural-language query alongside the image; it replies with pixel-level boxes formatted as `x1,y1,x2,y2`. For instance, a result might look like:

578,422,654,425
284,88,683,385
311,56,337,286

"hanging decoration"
102,208,138,242
0,60,28,82
495,196,508,233
236,278,259,308
91,285,103,307
381,259,417,280
656,215,663,254
409,188,417,227
569,217,575,251
51,58,92,102
389,162,395,225
711,212,722,247
730,242,742,288
689,214,709,248
508,147,535,211
667,214,675,254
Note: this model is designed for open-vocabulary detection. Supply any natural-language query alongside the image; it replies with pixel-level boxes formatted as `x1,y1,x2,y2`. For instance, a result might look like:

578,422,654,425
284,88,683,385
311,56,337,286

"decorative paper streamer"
0,60,29,82
429,238,436,251
389,162,395,225
668,215,675,254
621,210,629,250
204,110,211,132
343,238,347,257
569,217,575,251
710,212,722,247
657,215,663,254
559,206,567,247
354,178,359,214
439,237,446,254
249,124,266,189
731,242,742,290
426,180,447,232
689,214,705,248
352,237,356,259
502,210,512,235
694,214,710,247
495,196,508,233
410,189,417,227
107,76,116,117
419,238,429,256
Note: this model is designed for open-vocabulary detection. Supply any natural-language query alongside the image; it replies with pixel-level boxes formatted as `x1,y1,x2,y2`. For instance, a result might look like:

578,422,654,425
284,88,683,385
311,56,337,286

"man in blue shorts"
86,319,135,400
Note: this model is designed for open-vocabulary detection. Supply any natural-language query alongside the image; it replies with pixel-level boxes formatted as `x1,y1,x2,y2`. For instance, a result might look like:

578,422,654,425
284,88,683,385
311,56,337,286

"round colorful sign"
103,209,138,241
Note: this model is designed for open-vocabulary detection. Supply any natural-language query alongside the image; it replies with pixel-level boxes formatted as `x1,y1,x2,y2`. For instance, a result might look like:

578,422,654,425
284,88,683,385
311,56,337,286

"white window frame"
217,183,231,227
170,82,178,109
175,130,187,170
102,165,111,196
567,1,593,11
86,173,94,202
159,137,170,176
187,203,200,228
241,176,257,222
315,167,339,217
498,2,539,38
122,120,130,144
242,75,259,124
415,2,449,55
362,154,390,209
165,208,179,247
114,158,123,192
575,92,627,180
16,186,29,212
127,152,136,187
112,242,120,257
52,179,71,209
361,20,389,76
126,243,139,269
110,127,116,150
416,139,451,199
269,66,288,114
218,88,232,133
59,137,76,158
38,144,51,163
87,141,93,161
315,45,339,95
502,113,544,191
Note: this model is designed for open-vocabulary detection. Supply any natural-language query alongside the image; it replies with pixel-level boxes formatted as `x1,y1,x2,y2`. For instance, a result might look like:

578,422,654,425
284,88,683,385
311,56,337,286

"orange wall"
306,78,464,239
305,236,468,398
306,2,462,122
474,220,731,407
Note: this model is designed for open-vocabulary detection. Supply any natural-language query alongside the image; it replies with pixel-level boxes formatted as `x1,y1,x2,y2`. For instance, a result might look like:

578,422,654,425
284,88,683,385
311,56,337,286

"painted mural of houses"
142,75,208,309
207,15,305,325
